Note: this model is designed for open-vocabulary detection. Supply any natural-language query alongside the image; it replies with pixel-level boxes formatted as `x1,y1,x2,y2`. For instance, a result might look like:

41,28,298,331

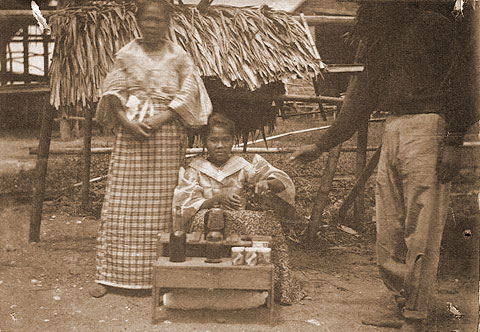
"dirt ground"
0,117,479,332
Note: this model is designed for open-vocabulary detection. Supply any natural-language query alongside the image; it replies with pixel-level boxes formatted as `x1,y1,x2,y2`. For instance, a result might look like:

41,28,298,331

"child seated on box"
171,112,304,305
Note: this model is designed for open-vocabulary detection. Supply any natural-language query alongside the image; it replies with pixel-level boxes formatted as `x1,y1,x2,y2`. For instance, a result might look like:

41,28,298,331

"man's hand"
125,120,152,140
289,144,325,162
437,144,461,183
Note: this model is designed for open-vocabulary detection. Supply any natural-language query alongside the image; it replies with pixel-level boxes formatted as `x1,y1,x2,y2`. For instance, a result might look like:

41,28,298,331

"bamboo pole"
81,106,93,210
294,15,355,26
29,145,380,155
338,146,381,220
275,94,343,104
353,112,368,221
29,98,54,242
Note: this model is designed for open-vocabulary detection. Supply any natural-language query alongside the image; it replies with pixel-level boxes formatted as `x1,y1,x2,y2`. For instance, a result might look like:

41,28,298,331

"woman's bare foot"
88,283,108,298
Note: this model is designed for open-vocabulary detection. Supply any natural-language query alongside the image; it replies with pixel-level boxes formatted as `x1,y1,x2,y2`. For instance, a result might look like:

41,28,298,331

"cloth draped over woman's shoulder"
173,154,295,222
95,39,212,130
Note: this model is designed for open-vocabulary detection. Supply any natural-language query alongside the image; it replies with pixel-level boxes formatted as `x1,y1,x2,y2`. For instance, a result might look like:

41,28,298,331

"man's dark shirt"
318,8,475,149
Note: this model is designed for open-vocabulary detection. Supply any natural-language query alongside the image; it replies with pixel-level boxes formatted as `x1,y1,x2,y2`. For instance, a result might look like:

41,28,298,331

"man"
291,3,476,331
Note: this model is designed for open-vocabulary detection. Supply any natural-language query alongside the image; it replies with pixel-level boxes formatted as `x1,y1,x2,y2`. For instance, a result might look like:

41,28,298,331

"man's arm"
291,72,376,161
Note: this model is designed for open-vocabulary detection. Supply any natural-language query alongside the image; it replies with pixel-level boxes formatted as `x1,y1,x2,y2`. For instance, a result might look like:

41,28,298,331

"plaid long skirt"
95,120,187,289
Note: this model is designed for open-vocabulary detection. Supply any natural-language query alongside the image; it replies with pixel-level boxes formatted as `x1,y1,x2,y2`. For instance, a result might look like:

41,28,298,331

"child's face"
206,126,234,166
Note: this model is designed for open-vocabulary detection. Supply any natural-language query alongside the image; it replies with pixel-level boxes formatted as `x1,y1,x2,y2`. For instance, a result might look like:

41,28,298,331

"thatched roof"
48,1,322,109
171,4,322,90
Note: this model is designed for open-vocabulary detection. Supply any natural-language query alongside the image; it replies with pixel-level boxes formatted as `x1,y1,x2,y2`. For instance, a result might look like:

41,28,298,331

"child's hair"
206,112,236,137
136,0,173,20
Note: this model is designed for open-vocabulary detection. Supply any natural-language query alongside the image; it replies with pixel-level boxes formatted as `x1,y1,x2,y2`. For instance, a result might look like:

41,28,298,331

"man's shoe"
362,312,404,329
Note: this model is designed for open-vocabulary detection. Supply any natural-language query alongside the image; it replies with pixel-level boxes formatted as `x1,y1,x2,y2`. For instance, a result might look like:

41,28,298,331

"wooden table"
152,257,275,325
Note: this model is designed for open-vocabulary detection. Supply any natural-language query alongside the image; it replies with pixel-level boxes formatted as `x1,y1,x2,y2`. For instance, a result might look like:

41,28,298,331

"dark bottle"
169,206,186,263
205,204,224,263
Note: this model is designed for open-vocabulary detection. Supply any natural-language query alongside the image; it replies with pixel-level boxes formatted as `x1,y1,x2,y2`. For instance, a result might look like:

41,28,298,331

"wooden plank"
153,258,273,290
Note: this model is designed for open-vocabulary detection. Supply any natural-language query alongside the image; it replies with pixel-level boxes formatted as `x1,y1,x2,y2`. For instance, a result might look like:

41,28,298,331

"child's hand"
219,189,243,210
255,179,285,195
254,180,270,195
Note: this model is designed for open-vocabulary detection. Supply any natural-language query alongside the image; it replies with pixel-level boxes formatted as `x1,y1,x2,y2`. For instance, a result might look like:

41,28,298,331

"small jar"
252,241,269,248
256,247,272,265
245,247,258,266
231,247,245,265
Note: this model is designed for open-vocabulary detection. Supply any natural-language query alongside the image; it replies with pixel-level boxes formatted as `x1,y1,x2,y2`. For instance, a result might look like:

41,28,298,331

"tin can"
256,247,272,265
252,241,269,248
245,247,258,266
231,247,245,265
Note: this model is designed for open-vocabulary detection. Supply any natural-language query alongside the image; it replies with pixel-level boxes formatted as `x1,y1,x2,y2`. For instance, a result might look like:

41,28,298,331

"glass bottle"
169,205,186,262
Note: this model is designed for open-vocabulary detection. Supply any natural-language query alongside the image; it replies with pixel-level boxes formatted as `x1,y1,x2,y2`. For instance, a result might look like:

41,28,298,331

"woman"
173,113,304,304
90,0,212,297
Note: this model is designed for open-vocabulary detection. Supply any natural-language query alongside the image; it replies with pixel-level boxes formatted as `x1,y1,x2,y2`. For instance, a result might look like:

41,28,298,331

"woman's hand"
255,180,271,195
144,109,176,130
125,120,152,140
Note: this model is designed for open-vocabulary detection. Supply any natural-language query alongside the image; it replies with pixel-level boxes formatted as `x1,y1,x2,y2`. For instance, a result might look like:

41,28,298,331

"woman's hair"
206,112,236,137
135,0,174,20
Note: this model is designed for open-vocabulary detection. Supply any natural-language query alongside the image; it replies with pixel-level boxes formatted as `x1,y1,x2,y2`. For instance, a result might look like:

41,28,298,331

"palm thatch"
49,1,140,109
171,4,322,90
48,1,322,109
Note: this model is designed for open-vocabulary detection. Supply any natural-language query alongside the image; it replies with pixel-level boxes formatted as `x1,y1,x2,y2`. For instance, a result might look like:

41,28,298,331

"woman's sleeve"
248,154,295,205
168,53,212,128
95,59,129,129
173,167,207,221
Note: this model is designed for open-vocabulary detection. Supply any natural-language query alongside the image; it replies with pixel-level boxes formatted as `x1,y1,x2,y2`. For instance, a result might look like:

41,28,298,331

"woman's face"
137,4,170,45
206,126,234,166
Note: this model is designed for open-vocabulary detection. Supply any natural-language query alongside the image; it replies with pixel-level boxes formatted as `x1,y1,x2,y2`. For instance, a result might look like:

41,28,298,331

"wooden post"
43,32,50,81
312,75,327,121
308,144,342,243
29,99,54,242
23,24,30,84
354,112,368,221
0,40,7,85
338,146,381,220
81,105,93,210
307,44,363,244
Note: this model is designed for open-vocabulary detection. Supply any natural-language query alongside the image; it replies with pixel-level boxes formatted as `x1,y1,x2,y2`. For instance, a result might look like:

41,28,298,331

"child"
173,113,304,304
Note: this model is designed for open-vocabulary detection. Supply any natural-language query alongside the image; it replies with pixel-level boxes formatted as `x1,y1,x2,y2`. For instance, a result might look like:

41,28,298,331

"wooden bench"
152,257,275,326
